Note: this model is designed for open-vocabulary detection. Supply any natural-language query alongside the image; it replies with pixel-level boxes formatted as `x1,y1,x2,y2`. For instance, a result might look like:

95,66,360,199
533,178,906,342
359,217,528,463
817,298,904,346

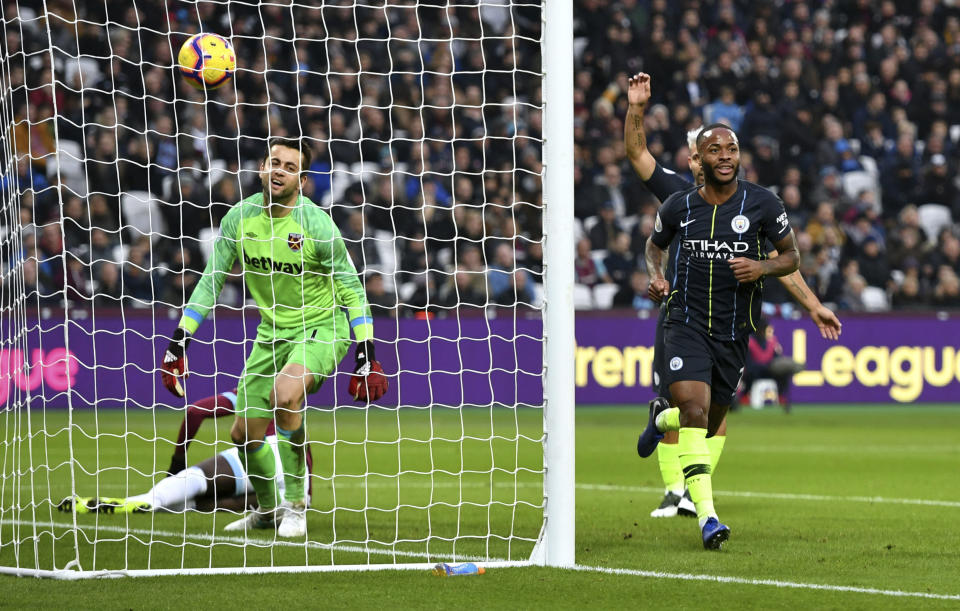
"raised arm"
625,72,657,181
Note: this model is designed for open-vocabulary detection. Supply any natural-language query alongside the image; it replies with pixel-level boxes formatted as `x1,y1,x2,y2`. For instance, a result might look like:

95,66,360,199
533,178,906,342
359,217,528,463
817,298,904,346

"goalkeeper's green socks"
656,441,684,494
276,423,307,504
707,434,726,475
239,441,279,510
678,427,717,526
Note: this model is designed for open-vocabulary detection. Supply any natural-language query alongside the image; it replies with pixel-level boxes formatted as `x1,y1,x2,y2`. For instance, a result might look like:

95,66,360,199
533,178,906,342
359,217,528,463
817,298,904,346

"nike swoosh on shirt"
680,219,696,227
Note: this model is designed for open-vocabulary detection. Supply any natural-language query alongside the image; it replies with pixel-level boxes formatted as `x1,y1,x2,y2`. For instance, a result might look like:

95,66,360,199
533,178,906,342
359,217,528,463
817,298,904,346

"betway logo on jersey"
242,250,303,274
681,239,750,260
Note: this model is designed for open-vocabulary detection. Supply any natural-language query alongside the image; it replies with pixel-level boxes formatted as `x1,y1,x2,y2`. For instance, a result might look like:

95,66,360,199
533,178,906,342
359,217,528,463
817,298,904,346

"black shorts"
652,305,670,400
661,322,748,405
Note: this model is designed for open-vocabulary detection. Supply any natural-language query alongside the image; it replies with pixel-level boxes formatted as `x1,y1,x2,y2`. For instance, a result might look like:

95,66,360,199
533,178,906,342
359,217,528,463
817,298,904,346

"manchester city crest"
731,214,750,234
288,232,304,252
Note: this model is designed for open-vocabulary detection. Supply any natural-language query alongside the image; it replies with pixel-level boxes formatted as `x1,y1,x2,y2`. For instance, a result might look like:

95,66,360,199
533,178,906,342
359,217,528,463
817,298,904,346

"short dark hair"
696,123,738,149
265,137,313,170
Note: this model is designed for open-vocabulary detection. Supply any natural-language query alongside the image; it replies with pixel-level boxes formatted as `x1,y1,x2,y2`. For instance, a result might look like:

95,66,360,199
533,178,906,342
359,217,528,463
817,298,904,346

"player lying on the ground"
624,72,842,519
166,389,238,476
58,429,312,514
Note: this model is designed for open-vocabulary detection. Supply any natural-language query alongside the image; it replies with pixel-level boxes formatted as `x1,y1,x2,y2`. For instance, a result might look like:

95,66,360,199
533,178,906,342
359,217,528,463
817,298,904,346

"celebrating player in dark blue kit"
625,73,841,521
638,123,801,550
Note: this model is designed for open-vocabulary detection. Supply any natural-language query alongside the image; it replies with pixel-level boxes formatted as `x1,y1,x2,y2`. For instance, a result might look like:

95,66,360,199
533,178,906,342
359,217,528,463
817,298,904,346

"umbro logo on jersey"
680,219,696,228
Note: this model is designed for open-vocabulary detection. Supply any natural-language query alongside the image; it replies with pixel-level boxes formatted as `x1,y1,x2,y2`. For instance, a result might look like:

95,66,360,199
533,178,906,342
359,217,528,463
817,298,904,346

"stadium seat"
593,283,619,309
372,229,398,290
531,282,545,308
120,191,167,244
917,204,952,244
397,282,418,303
207,159,227,187
841,170,878,203
573,284,594,310
861,286,889,312
749,379,778,409
582,215,599,236
48,139,87,197
858,155,879,177
197,227,217,264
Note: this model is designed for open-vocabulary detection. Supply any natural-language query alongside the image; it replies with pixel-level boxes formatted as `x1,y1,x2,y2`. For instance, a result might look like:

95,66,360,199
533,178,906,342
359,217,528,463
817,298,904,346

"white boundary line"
3,519,959,600
578,484,960,508
13,482,960,508
571,565,960,602
0,519,513,563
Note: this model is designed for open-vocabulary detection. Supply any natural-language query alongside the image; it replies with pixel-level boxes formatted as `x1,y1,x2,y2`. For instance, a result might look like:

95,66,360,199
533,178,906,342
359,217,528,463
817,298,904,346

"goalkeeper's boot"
223,507,279,532
701,517,730,550
677,489,697,517
637,397,669,458
277,500,308,538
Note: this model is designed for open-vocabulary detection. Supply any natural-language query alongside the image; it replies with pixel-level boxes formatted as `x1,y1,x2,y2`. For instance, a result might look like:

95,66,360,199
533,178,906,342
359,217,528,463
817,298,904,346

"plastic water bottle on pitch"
432,562,485,576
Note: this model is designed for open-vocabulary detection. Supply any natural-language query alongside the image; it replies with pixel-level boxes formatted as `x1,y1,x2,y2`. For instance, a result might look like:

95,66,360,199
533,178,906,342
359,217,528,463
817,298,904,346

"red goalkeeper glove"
161,328,191,397
348,340,388,402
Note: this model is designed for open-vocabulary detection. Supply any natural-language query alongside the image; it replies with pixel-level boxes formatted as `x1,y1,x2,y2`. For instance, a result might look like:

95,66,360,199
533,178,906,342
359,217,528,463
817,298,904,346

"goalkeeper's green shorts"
236,328,351,420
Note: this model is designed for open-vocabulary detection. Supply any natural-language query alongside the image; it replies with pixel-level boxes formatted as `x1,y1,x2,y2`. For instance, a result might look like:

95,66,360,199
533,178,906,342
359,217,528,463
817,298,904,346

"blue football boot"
701,517,731,550
637,397,669,457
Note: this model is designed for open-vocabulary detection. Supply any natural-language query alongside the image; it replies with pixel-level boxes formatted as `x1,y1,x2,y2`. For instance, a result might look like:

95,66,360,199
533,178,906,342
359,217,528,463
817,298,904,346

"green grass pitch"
2,404,959,608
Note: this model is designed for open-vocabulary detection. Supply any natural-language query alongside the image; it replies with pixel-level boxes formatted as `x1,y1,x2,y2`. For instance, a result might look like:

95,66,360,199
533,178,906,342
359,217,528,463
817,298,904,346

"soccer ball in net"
178,33,236,90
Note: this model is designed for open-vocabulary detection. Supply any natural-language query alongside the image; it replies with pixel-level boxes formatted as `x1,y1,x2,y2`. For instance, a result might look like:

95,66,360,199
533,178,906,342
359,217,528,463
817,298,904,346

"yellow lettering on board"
822,346,855,386
592,346,623,388
923,347,955,387
575,346,595,387
623,346,655,388
889,346,922,402
855,346,889,387
791,328,824,386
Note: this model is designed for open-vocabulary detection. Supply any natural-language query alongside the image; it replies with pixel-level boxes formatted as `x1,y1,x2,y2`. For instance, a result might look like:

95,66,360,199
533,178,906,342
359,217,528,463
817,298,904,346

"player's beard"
703,160,739,186
262,176,299,207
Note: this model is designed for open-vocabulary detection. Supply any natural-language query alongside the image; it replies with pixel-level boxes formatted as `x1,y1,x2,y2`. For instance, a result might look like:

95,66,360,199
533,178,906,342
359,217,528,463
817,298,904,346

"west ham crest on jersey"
288,232,303,252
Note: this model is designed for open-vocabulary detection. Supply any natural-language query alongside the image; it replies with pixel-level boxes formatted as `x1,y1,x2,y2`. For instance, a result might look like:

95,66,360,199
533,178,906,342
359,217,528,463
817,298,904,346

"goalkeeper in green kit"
159,138,388,537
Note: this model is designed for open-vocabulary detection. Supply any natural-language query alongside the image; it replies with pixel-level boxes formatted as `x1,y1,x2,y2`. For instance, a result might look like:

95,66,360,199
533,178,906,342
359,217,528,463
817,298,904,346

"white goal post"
0,0,574,577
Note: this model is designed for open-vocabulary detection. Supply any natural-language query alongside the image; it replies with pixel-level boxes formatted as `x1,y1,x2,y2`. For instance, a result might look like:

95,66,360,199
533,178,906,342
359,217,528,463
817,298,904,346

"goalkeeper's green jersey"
177,193,373,342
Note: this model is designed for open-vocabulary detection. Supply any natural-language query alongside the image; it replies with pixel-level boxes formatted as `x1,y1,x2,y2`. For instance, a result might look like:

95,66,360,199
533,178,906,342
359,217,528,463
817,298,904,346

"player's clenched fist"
727,257,765,283
161,328,191,397
627,72,651,107
648,277,670,305
348,340,388,402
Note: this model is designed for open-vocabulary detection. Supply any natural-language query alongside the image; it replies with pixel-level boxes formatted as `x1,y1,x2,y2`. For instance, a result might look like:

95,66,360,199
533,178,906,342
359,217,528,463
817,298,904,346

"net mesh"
0,0,546,574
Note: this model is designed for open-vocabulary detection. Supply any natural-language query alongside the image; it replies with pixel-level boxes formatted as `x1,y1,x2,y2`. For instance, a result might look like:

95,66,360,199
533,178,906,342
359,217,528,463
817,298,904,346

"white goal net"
0,0,573,577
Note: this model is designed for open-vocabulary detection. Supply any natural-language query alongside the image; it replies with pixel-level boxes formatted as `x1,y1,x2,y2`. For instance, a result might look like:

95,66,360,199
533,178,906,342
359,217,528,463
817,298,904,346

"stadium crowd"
4,0,960,316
